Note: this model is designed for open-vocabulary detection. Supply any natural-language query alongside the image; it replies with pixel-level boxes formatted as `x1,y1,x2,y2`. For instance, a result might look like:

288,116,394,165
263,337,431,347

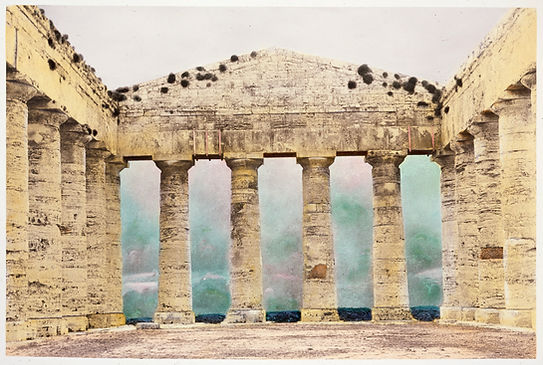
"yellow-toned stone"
88,313,126,329
301,309,339,322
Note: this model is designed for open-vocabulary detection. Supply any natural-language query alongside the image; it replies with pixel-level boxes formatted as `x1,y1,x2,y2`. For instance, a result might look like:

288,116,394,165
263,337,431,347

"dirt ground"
6,321,536,359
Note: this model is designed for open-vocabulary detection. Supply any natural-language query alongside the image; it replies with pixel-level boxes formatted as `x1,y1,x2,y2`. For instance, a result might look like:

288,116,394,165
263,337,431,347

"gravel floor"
6,321,536,359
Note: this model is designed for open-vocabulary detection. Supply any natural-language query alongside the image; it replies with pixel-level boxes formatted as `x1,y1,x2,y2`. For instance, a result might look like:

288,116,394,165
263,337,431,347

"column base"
62,314,89,332
461,307,476,321
224,309,265,323
500,309,535,329
474,308,502,325
87,312,126,329
372,306,413,321
439,306,462,322
6,320,29,342
301,308,339,322
27,317,68,339
153,311,195,325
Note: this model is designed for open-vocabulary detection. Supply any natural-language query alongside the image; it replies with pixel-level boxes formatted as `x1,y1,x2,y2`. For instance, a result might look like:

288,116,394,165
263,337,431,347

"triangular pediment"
118,48,443,117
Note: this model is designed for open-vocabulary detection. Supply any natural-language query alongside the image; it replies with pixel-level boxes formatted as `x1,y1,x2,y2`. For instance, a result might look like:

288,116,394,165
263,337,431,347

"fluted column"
60,121,92,332
431,148,461,322
450,135,479,321
365,151,411,320
86,142,112,328
6,79,36,341
492,86,535,329
27,105,68,338
224,158,265,323
297,157,339,322
104,159,127,327
154,160,195,324
467,115,505,325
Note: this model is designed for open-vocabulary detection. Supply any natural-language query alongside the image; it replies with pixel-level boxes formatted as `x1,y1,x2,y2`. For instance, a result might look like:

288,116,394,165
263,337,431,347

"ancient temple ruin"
5,6,536,341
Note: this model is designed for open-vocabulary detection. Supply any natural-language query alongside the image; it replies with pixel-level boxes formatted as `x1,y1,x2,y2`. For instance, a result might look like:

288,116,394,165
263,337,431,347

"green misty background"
120,155,442,318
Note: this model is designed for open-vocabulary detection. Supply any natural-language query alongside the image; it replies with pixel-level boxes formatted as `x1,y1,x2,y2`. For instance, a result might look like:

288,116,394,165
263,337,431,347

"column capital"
490,92,531,116
430,147,455,168
449,135,474,154
28,107,69,128
6,79,37,103
225,157,263,171
106,158,127,177
296,156,334,170
60,120,93,146
365,150,406,168
520,70,536,90
155,160,193,173
466,113,499,139
86,141,112,160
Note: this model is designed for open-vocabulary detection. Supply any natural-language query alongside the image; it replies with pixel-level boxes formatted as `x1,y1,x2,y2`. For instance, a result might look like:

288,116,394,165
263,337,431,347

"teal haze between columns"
120,156,442,318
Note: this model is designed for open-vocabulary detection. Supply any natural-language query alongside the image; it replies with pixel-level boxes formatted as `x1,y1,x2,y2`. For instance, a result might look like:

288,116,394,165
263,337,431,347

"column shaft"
104,160,127,326
431,150,461,321
27,107,68,337
365,151,412,320
154,160,195,324
6,79,36,341
468,116,505,325
60,121,91,332
492,88,535,328
86,143,112,328
450,136,479,321
225,158,265,323
298,157,339,322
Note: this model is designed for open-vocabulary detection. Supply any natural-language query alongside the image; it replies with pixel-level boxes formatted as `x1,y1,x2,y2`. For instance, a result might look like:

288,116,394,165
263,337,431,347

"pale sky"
40,4,509,89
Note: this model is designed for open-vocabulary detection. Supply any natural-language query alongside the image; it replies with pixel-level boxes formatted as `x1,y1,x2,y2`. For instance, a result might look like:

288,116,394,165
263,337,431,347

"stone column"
6,79,36,341
467,115,505,325
224,158,265,323
297,157,339,322
492,85,536,329
86,142,113,328
431,148,461,322
450,135,479,321
26,104,68,338
60,121,92,332
104,159,127,327
365,150,412,320
154,160,195,324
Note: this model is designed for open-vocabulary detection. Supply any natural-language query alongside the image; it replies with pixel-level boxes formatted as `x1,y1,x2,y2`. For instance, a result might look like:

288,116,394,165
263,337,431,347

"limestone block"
365,151,412,321
301,309,339,322
475,308,501,325
372,307,413,321
88,313,126,329
225,158,265,323
154,160,194,325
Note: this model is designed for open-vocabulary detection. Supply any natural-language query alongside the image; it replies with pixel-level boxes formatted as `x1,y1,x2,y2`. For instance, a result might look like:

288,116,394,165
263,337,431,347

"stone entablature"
5,5,118,155
440,8,536,146
118,48,440,160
